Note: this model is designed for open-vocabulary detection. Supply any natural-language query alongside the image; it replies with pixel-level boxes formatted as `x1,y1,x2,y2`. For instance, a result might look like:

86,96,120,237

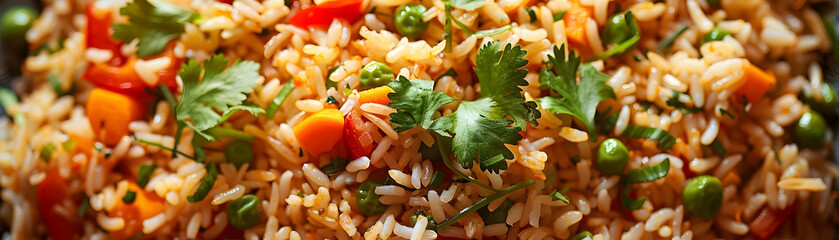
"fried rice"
0,0,838,239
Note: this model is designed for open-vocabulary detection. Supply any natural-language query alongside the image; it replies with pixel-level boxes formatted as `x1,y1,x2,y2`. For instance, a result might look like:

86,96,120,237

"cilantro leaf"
449,98,522,172
475,41,540,128
387,77,456,133
538,45,616,140
112,0,198,57
176,55,261,140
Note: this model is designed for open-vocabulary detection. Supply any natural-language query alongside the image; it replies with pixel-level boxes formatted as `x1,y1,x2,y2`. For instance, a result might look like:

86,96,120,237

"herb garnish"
136,163,158,188
620,158,670,210
656,25,687,54
40,143,56,162
666,90,703,113
436,180,534,229
538,44,616,141
112,0,199,57
320,157,348,176
187,163,218,202
266,81,295,118
122,190,137,204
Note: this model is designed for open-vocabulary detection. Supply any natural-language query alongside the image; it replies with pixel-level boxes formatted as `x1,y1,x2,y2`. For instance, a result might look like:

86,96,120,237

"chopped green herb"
526,8,537,23
320,157,348,176
538,44,616,141
620,158,670,210
656,25,687,54
437,180,534,229
30,36,65,56
410,211,437,229
477,199,513,225
666,91,704,113
325,96,339,106
443,3,453,53
450,15,476,35
136,163,157,188
326,66,340,89
772,147,781,164
187,163,217,202
0,87,19,112
619,124,676,150
266,81,295,118
719,108,734,119
40,143,56,162
78,197,90,218
122,190,137,204
553,11,567,21
824,15,839,61
175,55,262,141
296,192,304,197
112,0,199,57
429,170,446,188
473,25,512,38
709,139,726,158
550,189,569,203
62,139,76,151
47,75,71,96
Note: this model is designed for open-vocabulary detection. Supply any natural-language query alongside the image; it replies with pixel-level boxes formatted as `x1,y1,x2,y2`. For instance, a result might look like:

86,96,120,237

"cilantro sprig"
538,44,616,141
387,41,539,173
112,0,199,57
175,55,264,141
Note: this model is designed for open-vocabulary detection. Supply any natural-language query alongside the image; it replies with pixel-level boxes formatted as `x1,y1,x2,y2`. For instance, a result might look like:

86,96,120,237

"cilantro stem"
158,84,181,158
435,179,534,230
133,135,195,160
443,2,453,53
436,134,499,192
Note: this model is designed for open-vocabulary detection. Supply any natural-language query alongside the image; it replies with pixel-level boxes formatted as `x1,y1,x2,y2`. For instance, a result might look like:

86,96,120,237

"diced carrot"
564,0,592,49
735,62,776,104
37,170,81,240
86,88,146,146
358,85,393,106
293,108,345,156
109,182,165,240
68,133,96,157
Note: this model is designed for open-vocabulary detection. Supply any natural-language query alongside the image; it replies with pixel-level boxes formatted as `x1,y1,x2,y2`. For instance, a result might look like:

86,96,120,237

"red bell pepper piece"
37,170,81,240
749,202,798,240
83,46,181,95
85,3,124,65
344,110,374,160
288,0,364,29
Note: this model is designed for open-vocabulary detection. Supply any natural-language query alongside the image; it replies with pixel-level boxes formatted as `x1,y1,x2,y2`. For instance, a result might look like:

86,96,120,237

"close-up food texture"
0,0,837,239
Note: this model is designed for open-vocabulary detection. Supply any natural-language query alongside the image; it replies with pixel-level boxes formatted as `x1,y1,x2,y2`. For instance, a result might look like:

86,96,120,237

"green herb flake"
320,157,349,176
709,139,726,158
666,90,704,113
78,197,90,219
656,25,688,54
526,8,537,23
553,11,567,21
719,108,734,119
112,0,199,57
40,143,56,162
325,96,339,106
62,139,77,152
436,68,458,81
266,81,295,118
619,124,676,150
429,170,446,188
437,180,533,229
772,147,781,164
550,189,569,203
187,163,218,202
122,190,137,204
137,163,158,188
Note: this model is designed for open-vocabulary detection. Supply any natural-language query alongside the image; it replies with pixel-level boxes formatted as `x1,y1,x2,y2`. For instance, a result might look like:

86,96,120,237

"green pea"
794,110,828,149
701,28,730,44
394,4,429,38
225,140,253,168
358,61,394,90
596,138,629,175
802,82,838,117
1,6,36,50
682,175,723,219
226,194,262,230
602,11,640,45
569,231,594,240
356,180,388,216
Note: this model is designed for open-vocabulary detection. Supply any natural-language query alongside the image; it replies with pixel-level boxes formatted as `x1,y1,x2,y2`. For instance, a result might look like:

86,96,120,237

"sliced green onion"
0,88,19,110
410,211,437,229
326,66,340,90
473,25,512,38
429,170,445,188
78,197,90,219
550,189,569,203
266,81,295,118
320,157,348,176
719,108,734,119
553,11,567,21
620,158,670,210
207,127,254,141
62,138,76,151
656,25,687,54
40,143,56,162
526,8,537,23
137,163,158,188
326,96,339,106
187,163,218,202
666,90,703,113
772,147,781,164
48,75,64,96
619,124,676,150
122,190,137,204
437,180,534,229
